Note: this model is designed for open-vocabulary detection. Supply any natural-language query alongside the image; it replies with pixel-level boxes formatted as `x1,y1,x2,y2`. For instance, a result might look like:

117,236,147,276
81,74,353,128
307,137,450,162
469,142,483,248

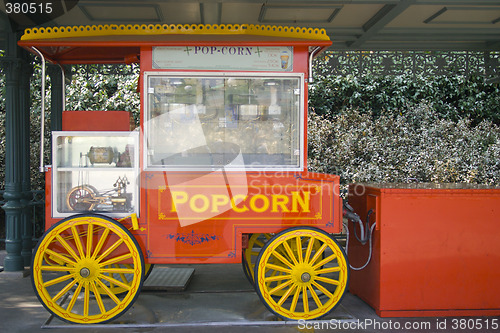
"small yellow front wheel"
31,214,145,324
254,227,349,321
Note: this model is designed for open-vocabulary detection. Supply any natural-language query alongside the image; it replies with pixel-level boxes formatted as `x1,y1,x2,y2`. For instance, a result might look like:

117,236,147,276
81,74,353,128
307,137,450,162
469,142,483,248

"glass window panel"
145,74,302,170
52,132,139,218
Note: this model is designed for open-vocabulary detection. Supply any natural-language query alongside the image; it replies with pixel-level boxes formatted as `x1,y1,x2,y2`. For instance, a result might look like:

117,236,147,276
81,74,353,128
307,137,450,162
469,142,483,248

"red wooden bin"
347,183,500,317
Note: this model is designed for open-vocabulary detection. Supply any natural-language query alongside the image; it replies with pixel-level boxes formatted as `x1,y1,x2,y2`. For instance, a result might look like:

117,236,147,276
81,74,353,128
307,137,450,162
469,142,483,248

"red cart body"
21,24,349,324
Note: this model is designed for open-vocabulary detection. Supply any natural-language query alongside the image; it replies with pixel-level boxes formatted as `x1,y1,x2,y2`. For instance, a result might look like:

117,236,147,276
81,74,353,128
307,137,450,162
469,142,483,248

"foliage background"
310,53,500,125
308,105,499,187
0,57,498,192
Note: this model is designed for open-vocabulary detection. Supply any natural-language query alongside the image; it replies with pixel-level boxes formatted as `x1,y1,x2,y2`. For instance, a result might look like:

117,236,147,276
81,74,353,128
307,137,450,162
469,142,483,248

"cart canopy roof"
19,24,331,64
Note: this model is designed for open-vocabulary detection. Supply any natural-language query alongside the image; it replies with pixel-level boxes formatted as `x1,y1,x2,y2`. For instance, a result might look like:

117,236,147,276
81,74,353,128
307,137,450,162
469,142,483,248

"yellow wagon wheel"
254,227,349,321
31,214,145,324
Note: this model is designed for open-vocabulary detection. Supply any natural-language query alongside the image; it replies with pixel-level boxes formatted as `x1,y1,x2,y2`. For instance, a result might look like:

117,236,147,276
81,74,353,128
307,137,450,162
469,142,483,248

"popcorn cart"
19,24,348,324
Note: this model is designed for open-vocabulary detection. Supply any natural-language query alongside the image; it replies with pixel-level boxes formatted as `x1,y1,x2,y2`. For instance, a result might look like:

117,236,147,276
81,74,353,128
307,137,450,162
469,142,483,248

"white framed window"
144,72,304,171
52,131,140,218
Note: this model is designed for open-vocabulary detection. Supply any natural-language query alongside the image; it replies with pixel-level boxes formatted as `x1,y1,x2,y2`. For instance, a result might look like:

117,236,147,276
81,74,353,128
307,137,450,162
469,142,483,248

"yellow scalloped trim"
21,24,329,41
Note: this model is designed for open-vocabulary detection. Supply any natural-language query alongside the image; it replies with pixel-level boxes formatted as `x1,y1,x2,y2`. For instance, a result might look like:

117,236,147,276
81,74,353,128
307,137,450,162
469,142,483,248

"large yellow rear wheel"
254,227,349,321
31,214,145,324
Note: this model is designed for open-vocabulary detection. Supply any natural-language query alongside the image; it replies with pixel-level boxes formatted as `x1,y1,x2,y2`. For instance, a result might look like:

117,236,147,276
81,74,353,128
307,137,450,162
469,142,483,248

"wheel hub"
301,272,311,282
291,263,315,285
80,267,90,278
75,259,100,280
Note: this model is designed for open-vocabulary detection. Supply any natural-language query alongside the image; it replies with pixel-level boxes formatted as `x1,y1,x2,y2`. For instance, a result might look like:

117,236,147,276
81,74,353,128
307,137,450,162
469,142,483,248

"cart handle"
308,46,321,83
31,48,66,172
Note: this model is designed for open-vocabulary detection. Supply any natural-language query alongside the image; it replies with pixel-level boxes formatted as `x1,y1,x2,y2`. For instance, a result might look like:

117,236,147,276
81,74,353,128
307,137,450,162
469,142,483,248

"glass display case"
52,131,140,218
144,72,304,170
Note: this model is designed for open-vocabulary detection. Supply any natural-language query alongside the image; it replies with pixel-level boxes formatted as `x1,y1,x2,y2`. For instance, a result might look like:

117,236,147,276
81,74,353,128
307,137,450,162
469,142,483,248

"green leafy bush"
308,103,500,189
65,65,140,125
310,68,500,125
308,56,500,190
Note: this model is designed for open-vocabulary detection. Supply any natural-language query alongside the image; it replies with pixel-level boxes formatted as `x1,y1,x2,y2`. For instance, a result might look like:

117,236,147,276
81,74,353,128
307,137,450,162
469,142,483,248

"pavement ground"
1,254,499,333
